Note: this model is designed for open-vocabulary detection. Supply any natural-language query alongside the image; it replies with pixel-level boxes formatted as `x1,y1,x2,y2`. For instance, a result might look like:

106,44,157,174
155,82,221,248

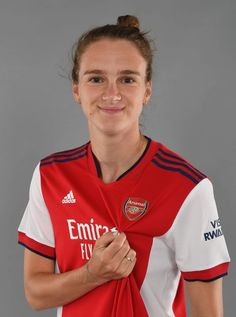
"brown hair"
71,15,155,83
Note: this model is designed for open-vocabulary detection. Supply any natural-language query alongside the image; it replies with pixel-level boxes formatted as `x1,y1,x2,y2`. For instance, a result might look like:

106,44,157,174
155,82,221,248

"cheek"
126,88,145,102
129,95,145,113
80,94,98,117
86,90,101,102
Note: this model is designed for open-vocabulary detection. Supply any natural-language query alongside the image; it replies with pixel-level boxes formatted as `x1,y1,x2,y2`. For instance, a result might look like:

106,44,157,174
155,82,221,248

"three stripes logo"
151,148,206,184
40,143,89,167
62,190,76,204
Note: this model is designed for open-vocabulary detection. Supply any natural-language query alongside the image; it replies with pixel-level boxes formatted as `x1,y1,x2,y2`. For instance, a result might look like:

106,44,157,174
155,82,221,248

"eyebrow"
83,69,141,76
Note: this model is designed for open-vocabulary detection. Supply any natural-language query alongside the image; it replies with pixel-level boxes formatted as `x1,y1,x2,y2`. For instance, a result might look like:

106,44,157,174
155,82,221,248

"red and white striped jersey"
18,136,230,317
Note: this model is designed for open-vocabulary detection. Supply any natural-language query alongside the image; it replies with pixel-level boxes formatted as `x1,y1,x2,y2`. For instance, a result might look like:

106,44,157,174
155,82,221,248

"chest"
40,164,191,273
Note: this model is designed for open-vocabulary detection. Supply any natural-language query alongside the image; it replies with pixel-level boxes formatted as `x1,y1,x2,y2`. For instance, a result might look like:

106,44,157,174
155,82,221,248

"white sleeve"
18,163,55,259
165,178,230,281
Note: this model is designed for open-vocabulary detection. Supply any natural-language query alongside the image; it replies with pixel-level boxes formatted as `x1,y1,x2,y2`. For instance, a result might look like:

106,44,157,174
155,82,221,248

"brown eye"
89,77,104,83
121,77,135,84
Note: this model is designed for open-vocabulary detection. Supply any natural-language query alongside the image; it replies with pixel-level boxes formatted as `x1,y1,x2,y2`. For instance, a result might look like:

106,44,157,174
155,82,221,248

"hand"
86,232,136,285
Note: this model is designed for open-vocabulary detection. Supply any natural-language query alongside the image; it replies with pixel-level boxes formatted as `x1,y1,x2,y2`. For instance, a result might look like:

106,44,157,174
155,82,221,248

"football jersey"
18,136,230,317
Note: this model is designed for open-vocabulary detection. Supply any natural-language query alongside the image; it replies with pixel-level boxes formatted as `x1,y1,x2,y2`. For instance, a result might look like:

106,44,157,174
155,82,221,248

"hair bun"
117,15,140,29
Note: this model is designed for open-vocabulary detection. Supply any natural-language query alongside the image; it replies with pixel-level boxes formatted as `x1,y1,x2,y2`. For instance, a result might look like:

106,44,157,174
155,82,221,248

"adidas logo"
62,190,76,204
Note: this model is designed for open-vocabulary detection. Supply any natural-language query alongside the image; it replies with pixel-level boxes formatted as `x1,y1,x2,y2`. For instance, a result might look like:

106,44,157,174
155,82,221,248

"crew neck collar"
87,136,158,186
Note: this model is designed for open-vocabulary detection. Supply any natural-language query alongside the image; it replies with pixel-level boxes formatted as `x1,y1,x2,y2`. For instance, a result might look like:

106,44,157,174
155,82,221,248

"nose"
102,82,121,102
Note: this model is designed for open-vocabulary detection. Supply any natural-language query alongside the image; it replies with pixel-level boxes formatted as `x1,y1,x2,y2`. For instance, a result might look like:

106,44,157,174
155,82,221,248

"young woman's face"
73,39,152,136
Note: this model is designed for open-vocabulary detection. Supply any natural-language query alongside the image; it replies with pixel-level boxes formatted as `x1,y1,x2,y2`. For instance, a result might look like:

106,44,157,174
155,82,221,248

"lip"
99,107,124,114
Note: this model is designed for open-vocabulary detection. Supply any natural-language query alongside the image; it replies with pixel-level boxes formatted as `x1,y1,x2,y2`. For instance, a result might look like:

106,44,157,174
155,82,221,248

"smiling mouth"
98,106,125,113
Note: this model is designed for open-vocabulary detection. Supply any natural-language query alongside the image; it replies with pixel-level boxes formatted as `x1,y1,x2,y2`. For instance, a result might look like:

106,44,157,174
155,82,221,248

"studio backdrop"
0,0,235,316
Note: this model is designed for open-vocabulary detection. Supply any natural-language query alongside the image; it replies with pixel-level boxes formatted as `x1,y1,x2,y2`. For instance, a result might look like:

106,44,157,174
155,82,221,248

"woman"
18,15,230,317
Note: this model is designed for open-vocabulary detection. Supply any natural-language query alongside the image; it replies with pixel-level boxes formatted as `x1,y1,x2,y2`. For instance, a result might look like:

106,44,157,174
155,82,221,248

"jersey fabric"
18,136,230,317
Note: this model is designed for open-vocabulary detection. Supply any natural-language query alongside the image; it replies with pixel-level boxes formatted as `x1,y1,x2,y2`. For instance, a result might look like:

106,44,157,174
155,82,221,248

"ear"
72,82,81,104
143,81,152,106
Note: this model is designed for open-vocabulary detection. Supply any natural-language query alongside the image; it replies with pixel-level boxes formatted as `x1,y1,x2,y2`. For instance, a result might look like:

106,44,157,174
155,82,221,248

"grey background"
0,0,235,316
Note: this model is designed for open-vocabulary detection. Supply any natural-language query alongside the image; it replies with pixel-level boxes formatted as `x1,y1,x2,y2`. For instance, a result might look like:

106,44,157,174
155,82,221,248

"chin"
90,119,130,136
99,125,127,137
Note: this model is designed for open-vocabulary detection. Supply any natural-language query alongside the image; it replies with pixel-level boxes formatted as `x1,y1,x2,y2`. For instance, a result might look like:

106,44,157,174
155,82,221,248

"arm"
24,249,97,310
185,278,224,317
165,179,230,316
24,232,136,310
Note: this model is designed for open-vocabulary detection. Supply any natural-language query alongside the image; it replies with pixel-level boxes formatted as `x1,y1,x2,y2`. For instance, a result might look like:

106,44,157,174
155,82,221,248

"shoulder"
151,139,208,186
39,141,90,168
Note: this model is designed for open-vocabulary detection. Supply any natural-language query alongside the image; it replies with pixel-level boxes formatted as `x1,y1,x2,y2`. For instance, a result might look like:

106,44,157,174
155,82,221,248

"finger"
111,247,136,273
95,231,116,248
114,255,137,279
124,249,136,263
103,232,127,258
110,240,130,265
123,256,137,276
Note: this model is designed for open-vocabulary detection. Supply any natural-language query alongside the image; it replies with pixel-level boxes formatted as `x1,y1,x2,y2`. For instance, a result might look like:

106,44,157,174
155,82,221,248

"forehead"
79,39,147,75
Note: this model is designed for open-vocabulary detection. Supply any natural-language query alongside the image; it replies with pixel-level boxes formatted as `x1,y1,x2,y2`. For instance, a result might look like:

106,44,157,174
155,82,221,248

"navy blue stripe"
41,153,87,166
42,147,88,162
18,242,56,260
41,144,89,162
151,159,199,184
155,152,204,181
159,148,186,162
184,272,228,283
159,148,206,178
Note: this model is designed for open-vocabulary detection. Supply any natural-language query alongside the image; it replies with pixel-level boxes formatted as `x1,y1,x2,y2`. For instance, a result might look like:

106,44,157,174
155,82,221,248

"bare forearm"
25,264,104,310
186,279,224,317
190,302,224,317
24,232,136,311
190,299,224,317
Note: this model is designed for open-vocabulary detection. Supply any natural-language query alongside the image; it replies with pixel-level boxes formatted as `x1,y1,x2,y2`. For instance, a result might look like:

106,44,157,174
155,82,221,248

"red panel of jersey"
18,136,230,316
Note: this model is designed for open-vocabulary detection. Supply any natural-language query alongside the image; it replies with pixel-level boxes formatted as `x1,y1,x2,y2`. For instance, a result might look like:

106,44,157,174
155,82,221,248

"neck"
89,129,148,183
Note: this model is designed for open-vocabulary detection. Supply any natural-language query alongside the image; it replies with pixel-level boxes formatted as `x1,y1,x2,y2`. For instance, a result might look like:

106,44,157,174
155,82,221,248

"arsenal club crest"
123,197,149,221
